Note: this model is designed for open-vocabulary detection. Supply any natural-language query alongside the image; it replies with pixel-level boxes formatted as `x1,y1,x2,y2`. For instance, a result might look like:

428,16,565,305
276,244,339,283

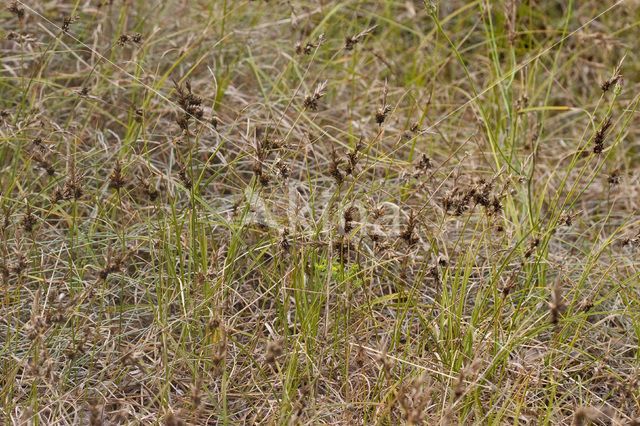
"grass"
1,0,640,424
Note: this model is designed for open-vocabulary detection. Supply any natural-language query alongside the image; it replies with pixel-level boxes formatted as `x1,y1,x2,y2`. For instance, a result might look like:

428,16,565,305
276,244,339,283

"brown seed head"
61,15,77,33
303,81,328,111
572,406,604,426
266,339,283,364
21,202,37,233
593,116,612,154
375,105,391,125
8,1,24,19
109,161,126,191
344,25,377,50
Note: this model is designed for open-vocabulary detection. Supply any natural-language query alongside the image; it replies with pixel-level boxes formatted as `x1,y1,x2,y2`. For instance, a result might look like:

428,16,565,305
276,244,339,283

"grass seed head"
345,140,362,175
400,210,418,245
178,167,192,190
415,154,431,172
8,1,24,19
377,340,394,374
174,79,204,127
164,411,185,426
266,338,284,365
88,397,103,426
524,237,540,258
343,206,357,233
190,378,203,409
329,150,344,185
549,280,563,325
593,116,612,154
601,54,625,92
33,153,55,176
118,33,143,46
303,80,327,111
375,105,391,125
252,161,270,186
572,406,605,426
210,115,220,129
2,207,11,232
60,162,84,201
144,181,159,201
607,168,621,185
296,33,325,55
21,201,37,233
559,210,578,227
61,15,77,33
134,107,144,123
109,161,126,191
344,25,377,50
276,158,291,179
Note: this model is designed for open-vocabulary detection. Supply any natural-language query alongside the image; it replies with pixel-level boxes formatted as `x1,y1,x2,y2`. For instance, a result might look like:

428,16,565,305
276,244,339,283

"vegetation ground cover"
1,0,640,424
